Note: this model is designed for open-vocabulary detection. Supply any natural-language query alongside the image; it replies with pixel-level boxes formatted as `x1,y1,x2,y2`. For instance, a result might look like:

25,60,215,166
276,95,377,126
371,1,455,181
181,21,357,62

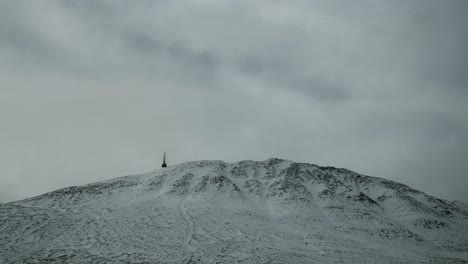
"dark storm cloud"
0,0,467,203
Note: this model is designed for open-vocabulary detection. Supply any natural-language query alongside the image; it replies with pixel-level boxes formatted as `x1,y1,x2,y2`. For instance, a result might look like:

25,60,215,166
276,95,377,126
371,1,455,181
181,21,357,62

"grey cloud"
0,0,467,203
273,75,350,102
123,31,218,73
235,57,350,101
409,2,468,94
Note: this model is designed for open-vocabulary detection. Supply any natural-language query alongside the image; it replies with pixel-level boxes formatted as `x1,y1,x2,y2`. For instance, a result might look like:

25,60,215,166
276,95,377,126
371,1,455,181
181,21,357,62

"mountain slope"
1,158,467,263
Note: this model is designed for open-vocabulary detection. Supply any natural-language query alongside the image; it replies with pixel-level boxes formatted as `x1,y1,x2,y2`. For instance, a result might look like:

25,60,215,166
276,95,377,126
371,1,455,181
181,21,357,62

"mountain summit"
1,158,467,263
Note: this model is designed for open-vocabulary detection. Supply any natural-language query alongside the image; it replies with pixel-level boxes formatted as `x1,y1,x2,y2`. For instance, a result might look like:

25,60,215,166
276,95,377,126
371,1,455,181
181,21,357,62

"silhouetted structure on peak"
162,152,167,168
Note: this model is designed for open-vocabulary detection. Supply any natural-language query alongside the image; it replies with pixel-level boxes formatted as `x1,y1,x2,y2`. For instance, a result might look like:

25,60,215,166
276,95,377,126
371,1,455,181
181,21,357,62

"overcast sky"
1,0,467,203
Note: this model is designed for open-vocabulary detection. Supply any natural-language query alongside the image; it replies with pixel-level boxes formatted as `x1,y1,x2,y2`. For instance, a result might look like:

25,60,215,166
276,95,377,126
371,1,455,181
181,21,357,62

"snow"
1,158,467,263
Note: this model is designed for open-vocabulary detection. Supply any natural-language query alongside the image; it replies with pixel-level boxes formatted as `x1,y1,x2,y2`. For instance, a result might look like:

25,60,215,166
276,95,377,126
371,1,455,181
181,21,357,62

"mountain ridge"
1,158,467,263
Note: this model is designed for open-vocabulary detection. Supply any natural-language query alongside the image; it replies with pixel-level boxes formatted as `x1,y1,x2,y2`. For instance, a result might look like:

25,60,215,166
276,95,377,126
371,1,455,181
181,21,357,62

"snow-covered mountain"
1,158,467,263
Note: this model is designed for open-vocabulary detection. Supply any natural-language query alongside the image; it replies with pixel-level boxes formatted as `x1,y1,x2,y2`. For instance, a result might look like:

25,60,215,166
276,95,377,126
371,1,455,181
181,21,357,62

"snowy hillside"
1,158,467,263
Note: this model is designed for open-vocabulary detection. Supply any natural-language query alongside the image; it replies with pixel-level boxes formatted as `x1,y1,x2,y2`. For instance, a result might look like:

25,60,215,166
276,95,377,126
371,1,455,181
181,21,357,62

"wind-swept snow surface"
1,159,467,263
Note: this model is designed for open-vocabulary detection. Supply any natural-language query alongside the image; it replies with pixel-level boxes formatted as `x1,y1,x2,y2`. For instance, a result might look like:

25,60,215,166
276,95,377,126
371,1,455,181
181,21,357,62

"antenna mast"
162,152,167,168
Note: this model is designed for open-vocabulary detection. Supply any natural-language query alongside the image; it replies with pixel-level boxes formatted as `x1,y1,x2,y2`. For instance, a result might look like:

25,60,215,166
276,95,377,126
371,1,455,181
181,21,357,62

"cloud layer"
1,0,467,202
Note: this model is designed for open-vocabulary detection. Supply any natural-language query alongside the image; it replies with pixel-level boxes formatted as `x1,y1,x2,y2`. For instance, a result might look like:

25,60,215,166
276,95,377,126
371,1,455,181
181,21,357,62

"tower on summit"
162,152,167,168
